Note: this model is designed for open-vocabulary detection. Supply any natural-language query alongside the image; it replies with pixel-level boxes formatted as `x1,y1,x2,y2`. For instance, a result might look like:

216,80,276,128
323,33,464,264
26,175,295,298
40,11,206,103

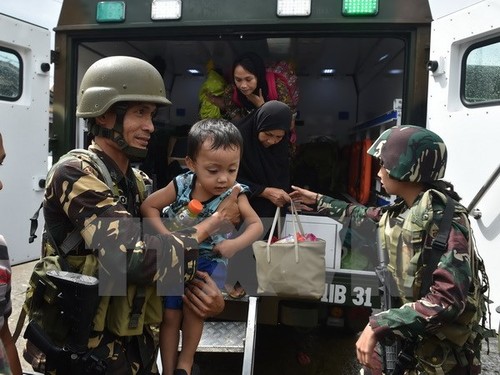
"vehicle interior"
76,35,406,199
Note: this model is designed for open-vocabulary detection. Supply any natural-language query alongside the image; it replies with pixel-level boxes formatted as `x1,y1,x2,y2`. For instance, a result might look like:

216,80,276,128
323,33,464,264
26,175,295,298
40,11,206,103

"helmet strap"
88,104,148,160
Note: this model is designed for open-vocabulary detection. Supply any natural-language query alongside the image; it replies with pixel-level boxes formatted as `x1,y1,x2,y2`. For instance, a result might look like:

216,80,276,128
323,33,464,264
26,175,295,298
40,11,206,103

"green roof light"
96,1,126,23
342,0,378,16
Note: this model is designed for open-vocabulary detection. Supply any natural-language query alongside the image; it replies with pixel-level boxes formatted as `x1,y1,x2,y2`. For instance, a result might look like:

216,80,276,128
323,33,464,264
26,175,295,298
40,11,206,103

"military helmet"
367,125,447,182
76,56,171,118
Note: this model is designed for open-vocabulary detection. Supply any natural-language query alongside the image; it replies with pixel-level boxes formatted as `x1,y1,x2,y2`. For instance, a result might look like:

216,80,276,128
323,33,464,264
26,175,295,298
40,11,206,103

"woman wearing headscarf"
225,100,292,297
236,100,292,217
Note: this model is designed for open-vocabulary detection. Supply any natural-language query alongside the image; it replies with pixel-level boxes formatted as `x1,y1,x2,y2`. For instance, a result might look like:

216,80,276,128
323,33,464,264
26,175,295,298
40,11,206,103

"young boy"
141,118,263,375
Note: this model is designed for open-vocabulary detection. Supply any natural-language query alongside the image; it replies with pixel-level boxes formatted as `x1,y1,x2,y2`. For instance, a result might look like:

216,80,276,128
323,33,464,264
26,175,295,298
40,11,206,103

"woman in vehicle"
213,52,297,119
207,52,298,150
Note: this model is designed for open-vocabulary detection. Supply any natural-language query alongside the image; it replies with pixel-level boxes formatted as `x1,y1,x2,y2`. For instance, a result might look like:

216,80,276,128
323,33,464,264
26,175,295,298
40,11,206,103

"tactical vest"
379,190,492,374
25,148,162,345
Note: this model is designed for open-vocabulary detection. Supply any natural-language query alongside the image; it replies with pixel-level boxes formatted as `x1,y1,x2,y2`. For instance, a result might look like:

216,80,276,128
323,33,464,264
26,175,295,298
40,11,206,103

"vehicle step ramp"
196,295,258,374
157,295,258,375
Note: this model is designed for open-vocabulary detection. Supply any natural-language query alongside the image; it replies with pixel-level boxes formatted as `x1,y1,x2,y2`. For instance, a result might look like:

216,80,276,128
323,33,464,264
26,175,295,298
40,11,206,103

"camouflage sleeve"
370,214,472,342
317,194,382,227
47,159,197,285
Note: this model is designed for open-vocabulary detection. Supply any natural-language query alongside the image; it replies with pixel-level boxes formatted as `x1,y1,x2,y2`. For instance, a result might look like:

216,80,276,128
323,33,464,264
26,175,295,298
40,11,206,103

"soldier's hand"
183,271,225,319
355,323,379,370
290,185,319,206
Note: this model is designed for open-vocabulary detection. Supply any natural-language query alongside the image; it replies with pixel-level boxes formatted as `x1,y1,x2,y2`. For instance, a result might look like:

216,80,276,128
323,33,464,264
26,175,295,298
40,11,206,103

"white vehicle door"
0,13,50,264
427,0,500,330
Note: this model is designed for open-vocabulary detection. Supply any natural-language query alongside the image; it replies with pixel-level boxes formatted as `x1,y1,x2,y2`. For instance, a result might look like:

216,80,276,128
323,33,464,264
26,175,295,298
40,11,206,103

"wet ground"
10,260,500,375
194,322,500,375
195,325,362,375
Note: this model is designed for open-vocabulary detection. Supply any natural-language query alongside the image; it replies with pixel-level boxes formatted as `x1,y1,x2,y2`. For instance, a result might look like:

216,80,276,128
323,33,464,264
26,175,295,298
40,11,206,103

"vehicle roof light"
151,0,182,20
388,69,403,75
96,1,126,23
277,0,311,17
342,0,379,16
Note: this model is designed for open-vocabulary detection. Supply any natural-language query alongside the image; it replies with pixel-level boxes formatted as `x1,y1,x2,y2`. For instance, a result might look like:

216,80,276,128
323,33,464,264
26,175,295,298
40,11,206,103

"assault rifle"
24,270,107,374
375,232,416,375
375,231,399,374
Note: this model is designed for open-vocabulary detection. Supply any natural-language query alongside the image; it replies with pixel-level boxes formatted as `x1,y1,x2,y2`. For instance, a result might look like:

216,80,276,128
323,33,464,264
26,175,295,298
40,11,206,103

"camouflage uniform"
43,142,199,374
317,126,486,374
40,56,197,375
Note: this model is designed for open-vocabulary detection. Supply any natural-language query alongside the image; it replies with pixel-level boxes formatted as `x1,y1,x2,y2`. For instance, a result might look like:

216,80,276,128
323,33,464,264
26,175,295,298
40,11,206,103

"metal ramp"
195,295,258,374
196,321,247,352
158,295,258,375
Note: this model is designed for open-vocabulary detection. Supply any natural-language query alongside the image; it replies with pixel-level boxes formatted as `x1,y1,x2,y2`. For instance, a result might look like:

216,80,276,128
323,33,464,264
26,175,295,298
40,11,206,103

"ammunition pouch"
24,255,72,346
100,285,163,337
414,337,458,375
24,255,100,344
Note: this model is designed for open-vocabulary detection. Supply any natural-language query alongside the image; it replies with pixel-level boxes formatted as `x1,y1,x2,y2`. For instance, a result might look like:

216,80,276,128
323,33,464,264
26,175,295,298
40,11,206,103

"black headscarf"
235,100,292,217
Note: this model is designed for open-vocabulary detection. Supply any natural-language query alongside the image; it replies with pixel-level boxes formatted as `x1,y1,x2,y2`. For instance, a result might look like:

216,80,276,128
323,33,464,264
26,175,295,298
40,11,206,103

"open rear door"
0,13,50,264
426,0,500,330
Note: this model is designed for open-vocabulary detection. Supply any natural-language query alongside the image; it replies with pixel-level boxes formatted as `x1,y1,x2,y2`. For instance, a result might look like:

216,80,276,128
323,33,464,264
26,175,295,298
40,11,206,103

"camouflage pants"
88,325,160,375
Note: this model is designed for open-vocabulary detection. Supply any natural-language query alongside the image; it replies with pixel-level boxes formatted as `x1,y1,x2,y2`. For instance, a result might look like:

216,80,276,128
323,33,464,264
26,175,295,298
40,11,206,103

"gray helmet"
367,125,447,182
76,55,171,118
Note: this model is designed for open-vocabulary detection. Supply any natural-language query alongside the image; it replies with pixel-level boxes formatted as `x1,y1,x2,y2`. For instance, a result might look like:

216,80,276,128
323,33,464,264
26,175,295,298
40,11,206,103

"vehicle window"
0,48,22,101
462,39,500,106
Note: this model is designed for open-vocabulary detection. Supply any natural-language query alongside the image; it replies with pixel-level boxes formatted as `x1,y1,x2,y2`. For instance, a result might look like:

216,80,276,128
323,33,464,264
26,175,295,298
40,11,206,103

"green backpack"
409,194,496,373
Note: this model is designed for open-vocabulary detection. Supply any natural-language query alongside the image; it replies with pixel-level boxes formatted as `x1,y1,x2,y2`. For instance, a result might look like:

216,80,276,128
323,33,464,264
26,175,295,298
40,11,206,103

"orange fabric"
357,139,373,204
347,139,373,204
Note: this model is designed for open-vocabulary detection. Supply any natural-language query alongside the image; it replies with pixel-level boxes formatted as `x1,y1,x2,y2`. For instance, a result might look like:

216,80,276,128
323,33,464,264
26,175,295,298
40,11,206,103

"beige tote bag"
252,203,326,299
